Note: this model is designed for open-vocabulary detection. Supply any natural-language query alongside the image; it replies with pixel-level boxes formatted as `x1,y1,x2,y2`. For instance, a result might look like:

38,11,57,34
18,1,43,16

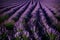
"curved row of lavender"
0,0,60,40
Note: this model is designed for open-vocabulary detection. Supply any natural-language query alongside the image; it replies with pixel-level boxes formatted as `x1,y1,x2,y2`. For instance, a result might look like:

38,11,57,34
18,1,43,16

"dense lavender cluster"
0,0,60,40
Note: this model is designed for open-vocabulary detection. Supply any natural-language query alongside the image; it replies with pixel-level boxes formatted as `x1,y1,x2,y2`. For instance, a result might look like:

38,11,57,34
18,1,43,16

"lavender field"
0,0,60,40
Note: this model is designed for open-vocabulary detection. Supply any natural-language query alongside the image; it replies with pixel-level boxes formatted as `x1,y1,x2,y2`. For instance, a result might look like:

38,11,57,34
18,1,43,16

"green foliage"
12,17,18,22
0,33,7,40
56,16,60,20
22,19,26,24
42,33,50,40
15,37,20,40
55,22,60,32
4,22,14,30
49,33,57,40
55,14,60,21
1,33,6,38
18,29,23,32
22,35,28,40
0,15,9,23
